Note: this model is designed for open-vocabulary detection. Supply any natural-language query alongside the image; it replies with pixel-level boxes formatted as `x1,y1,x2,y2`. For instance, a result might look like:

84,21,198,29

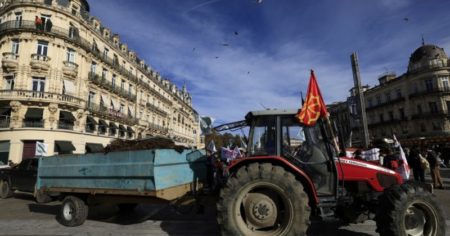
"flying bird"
256,0,263,3
192,47,196,51
215,56,219,59
222,43,229,46
234,31,239,35
403,17,409,21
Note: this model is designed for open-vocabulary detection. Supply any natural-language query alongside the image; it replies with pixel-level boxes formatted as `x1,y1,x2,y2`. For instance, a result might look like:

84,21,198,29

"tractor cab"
245,109,337,196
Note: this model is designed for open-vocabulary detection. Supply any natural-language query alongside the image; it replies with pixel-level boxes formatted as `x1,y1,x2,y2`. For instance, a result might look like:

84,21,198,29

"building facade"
0,0,202,164
364,44,450,145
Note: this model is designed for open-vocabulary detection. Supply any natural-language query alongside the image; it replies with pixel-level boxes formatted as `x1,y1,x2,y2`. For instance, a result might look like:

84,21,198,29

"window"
40,14,51,31
425,79,433,92
388,111,394,121
37,40,48,56
71,5,78,15
417,104,422,114
447,101,450,114
68,24,78,38
4,75,15,90
90,62,97,73
379,114,384,122
121,80,125,90
103,48,109,59
57,0,69,7
66,48,75,63
88,91,95,107
119,104,124,113
399,108,405,120
14,12,22,27
441,76,450,91
396,89,402,99
429,102,438,114
385,91,391,102
368,98,373,107
376,95,382,105
102,68,108,79
44,0,52,5
32,77,45,97
112,74,116,88
129,84,133,95
11,39,19,54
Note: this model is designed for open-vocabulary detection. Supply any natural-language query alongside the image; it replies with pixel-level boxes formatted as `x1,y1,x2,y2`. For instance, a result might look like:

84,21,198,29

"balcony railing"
0,118,10,128
148,123,168,133
0,90,84,107
146,102,168,117
411,111,447,120
86,103,138,126
366,96,406,111
88,72,136,102
22,120,44,128
409,87,450,99
31,53,51,62
58,122,74,130
2,52,18,60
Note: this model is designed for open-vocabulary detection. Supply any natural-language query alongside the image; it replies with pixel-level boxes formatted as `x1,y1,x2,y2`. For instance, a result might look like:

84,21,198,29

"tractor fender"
228,156,319,204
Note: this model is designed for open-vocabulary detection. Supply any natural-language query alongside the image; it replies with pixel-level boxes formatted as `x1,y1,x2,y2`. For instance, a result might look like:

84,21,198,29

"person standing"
408,147,425,182
427,150,444,189
35,16,42,30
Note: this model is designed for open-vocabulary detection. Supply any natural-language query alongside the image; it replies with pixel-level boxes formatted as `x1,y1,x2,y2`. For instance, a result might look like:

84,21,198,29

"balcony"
366,96,406,111
411,111,447,120
409,87,450,99
88,72,136,102
86,103,138,126
146,102,168,117
62,61,79,78
1,52,19,71
30,53,51,72
0,90,84,108
22,120,44,128
147,123,168,134
58,121,74,130
0,118,10,128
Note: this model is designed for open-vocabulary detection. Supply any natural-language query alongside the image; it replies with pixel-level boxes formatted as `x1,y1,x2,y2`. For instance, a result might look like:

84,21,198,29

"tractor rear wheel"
376,183,446,236
217,163,311,236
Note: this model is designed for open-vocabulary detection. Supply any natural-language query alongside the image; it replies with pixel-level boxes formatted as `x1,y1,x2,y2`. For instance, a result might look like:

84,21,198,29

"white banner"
35,141,48,157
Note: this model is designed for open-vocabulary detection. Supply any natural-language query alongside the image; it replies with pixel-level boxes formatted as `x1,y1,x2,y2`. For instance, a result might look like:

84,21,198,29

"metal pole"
350,52,370,148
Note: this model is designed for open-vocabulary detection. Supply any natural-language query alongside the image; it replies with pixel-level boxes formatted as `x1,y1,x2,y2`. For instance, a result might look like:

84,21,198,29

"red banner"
297,70,328,126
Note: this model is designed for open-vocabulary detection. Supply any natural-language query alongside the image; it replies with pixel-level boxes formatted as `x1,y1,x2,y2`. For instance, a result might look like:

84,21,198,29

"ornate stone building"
0,0,202,164
364,43,450,145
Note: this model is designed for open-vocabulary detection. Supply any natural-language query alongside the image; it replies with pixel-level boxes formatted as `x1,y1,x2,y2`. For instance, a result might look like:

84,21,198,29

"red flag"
296,70,328,126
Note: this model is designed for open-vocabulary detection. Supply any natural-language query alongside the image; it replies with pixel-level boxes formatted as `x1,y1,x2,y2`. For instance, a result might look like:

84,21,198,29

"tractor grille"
376,173,398,188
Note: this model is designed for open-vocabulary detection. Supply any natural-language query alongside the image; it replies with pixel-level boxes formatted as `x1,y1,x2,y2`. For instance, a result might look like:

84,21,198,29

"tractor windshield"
248,116,277,156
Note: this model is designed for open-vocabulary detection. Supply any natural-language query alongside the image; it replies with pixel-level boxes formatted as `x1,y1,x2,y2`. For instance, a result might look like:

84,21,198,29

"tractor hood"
336,157,403,192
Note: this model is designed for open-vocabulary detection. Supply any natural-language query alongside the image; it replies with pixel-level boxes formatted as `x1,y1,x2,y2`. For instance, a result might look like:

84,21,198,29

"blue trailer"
37,148,206,226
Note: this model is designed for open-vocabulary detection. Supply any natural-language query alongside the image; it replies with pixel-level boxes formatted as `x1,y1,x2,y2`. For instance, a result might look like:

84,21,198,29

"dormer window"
71,5,78,15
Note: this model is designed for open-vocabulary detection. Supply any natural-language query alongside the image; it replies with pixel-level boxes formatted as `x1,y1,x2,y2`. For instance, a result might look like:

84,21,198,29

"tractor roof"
246,109,298,119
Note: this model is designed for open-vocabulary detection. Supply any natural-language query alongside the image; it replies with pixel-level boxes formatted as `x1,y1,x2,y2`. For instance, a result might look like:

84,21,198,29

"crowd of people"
406,146,445,189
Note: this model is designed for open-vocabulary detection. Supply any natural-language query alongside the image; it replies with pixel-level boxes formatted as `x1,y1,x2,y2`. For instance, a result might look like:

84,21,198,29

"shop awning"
86,116,97,125
111,98,120,110
25,108,43,119
59,110,76,121
127,126,134,133
54,141,75,153
101,94,109,104
119,124,126,132
63,79,76,95
98,119,108,127
85,143,103,153
109,122,117,129
0,141,10,153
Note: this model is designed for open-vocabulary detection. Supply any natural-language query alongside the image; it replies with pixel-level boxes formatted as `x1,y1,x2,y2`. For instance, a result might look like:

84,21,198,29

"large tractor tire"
57,196,89,227
217,163,311,236
376,183,446,236
0,179,13,199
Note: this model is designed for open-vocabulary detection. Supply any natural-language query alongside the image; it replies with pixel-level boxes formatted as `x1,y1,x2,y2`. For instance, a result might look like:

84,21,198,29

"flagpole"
324,114,341,155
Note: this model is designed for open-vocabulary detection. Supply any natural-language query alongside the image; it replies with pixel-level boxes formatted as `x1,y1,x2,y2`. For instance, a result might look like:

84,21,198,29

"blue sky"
89,0,450,125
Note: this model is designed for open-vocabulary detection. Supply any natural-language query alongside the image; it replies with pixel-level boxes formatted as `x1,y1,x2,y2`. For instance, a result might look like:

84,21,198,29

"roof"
246,109,298,117
409,44,447,64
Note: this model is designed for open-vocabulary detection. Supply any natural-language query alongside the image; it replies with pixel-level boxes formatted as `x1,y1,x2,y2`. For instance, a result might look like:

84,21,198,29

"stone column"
9,101,24,129
47,103,59,130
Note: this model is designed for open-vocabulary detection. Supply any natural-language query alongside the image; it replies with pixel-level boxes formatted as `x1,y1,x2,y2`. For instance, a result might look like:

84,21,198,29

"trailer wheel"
0,180,13,199
34,185,52,204
57,196,88,227
376,183,446,236
217,163,311,236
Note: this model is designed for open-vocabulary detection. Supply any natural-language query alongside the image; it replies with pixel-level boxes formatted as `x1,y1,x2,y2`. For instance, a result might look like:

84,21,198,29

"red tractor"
216,109,446,236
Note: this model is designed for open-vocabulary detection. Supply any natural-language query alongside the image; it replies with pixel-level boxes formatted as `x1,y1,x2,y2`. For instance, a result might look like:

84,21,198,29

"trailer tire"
217,163,311,236
34,185,52,204
376,183,446,236
57,196,88,227
0,180,13,199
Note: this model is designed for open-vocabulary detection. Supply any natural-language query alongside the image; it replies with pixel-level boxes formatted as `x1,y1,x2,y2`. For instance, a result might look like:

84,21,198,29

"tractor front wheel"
217,163,311,236
376,183,446,236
